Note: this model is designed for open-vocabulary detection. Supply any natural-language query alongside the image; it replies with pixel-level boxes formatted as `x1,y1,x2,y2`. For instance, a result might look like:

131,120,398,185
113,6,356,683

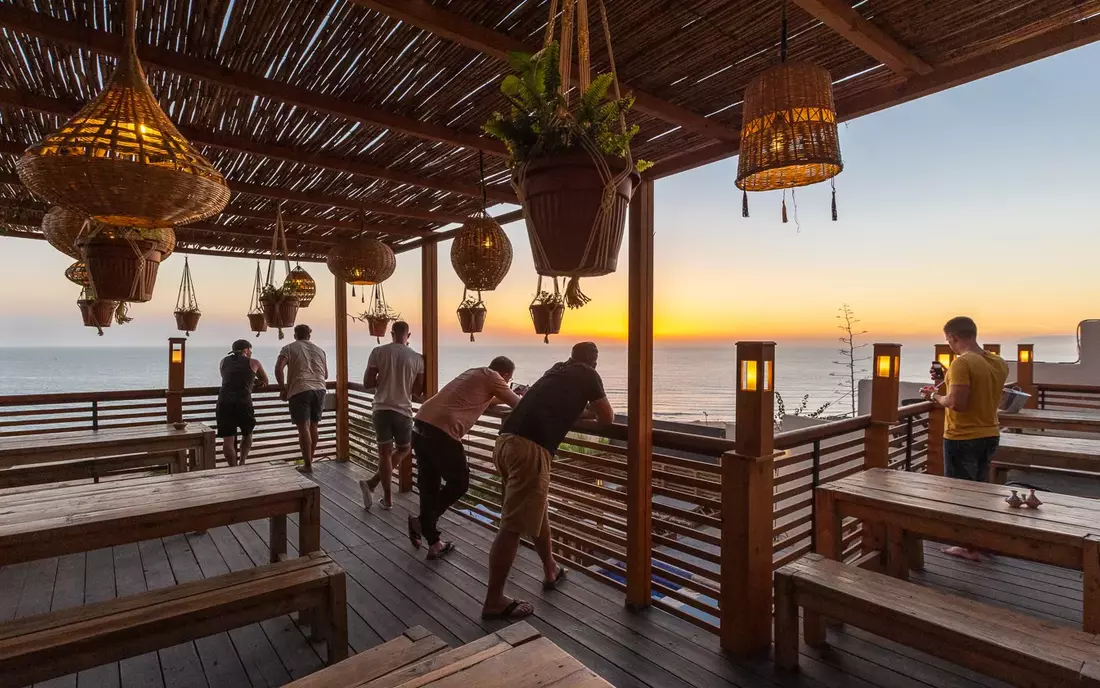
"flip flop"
426,541,454,560
542,565,568,590
407,515,422,550
480,598,534,621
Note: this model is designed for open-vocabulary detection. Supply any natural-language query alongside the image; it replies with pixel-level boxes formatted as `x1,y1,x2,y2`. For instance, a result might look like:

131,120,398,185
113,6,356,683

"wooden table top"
0,463,314,546
1000,408,1100,427
821,469,1100,546
0,423,214,454
998,433,1100,459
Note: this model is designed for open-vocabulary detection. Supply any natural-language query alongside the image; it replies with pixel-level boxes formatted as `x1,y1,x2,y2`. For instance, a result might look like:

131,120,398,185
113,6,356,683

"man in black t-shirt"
481,342,614,621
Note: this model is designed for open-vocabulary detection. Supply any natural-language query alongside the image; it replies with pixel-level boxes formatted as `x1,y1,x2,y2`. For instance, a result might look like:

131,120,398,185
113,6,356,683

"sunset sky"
2,41,1099,349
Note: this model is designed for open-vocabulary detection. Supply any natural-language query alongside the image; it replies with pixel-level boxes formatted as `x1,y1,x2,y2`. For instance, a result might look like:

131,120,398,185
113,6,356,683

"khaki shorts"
494,434,551,538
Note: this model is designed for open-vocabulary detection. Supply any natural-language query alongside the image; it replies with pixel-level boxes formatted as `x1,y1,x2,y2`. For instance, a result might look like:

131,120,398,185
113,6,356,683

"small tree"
831,304,869,417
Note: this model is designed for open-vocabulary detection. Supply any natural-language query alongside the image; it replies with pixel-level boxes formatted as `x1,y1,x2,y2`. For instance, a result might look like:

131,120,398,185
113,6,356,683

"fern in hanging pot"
484,11,650,309
528,276,566,344
260,283,299,339
456,290,488,342
353,284,399,343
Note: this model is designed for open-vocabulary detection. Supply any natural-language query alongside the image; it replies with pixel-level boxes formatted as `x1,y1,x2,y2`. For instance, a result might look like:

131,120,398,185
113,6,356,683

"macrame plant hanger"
516,0,633,309
265,205,293,338
174,257,199,337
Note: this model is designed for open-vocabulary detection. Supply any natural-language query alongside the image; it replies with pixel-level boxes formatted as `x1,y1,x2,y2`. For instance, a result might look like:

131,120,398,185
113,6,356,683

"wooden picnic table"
992,433,1100,481
0,463,319,567
0,423,217,471
815,468,1100,633
999,408,1100,433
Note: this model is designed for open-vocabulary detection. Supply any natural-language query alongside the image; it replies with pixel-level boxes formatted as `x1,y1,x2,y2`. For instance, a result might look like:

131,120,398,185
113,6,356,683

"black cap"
230,339,252,354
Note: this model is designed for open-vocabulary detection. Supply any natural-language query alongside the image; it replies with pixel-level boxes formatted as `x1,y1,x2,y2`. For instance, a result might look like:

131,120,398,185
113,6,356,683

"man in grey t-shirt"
275,324,329,474
361,321,425,510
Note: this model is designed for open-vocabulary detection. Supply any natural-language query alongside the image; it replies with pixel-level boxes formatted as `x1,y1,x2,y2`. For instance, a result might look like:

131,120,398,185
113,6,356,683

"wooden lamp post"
865,344,901,469
1018,344,1036,408
167,337,186,424
721,341,778,656
984,343,1001,355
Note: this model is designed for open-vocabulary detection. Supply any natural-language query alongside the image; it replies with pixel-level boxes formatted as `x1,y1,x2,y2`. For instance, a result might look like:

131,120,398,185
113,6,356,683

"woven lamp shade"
736,61,842,192
16,47,229,227
451,210,513,291
285,265,316,307
42,207,86,259
65,261,90,287
327,238,396,286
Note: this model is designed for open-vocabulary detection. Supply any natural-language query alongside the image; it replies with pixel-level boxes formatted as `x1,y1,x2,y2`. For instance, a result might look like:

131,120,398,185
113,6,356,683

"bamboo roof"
0,0,1097,261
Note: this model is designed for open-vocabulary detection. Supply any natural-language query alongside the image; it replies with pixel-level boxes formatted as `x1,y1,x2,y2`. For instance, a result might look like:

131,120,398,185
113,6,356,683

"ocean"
0,336,1080,423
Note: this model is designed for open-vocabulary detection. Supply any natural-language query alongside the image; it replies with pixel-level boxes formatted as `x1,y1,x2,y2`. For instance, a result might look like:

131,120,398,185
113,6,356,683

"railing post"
721,341,777,657
335,279,350,462
1017,343,1036,409
983,343,1001,356
904,415,913,472
166,337,186,423
863,344,901,555
927,405,946,476
91,400,99,431
626,179,654,609
408,241,439,493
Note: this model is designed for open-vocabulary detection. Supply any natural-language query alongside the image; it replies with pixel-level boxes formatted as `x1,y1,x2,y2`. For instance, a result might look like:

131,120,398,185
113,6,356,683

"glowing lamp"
875,354,899,378
1019,349,1031,363
739,359,773,392
171,345,183,364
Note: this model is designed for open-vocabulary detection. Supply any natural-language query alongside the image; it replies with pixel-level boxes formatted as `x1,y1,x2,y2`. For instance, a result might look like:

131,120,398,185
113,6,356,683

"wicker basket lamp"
65,261,90,287
327,237,396,288
451,209,513,292
285,264,316,307
735,61,842,193
15,2,228,227
42,207,85,259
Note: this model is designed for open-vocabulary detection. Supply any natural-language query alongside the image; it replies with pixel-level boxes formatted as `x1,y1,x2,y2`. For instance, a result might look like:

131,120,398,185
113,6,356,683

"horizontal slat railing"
1035,383,1100,411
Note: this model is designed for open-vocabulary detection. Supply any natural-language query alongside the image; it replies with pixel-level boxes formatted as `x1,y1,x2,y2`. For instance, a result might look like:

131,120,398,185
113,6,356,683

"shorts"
289,389,326,424
373,409,413,447
494,433,552,538
215,400,255,438
944,436,1000,482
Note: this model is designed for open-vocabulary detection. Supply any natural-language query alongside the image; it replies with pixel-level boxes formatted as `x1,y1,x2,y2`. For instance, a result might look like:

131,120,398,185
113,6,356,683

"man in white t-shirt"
275,324,329,474
361,321,425,510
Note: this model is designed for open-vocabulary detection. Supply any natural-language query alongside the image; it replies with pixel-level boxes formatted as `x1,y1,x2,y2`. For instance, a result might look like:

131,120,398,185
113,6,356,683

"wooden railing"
0,383,337,465
1035,383,1100,411
345,384,933,634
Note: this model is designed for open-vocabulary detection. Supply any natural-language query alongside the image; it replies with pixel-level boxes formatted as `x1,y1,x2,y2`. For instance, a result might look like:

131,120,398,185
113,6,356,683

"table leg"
270,515,288,563
1085,535,1100,634
814,487,842,560
298,488,321,555
884,524,909,581
202,431,217,470
904,533,925,572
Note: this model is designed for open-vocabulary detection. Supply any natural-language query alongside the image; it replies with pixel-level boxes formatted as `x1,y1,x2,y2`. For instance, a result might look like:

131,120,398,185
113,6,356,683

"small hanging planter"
246,262,268,336
261,206,301,339
529,277,565,344
484,1,648,309
77,289,117,336
73,216,175,303
173,256,201,336
353,284,399,344
456,290,487,342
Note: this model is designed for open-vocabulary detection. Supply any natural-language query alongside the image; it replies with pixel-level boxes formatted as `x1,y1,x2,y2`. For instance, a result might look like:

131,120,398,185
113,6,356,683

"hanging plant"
173,257,201,336
484,0,648,308
456,290,488,342
76,220,175,303
16,0,228,227
262,206,300,339
247,261,268,336
353,284,400,343
114,301,134,325
529,276,565,344
77,288,117,336
735,0,842,222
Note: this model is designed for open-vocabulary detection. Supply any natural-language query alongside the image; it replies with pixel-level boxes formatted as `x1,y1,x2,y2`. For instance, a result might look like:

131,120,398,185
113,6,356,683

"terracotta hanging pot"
248,312,268,335
367,316,391,339
78,298,117,335
261,292,300,339
519,151,637,278
175,310,201,333
457,304,487,342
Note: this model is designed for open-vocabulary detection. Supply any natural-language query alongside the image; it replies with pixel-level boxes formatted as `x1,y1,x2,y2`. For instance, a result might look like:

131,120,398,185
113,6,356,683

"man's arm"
252,360,270,389
493,384,522,408
588,397,614,425
274,354,288,399
411,373,427,402
363,366,379,391
935,385,971,412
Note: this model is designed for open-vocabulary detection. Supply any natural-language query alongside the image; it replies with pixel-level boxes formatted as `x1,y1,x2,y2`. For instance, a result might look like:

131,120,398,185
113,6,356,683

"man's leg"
222,436,238,466
532,509,563,583
239,434,253,464
942,439,984,561
295,421,312,470
416,437,443,545
307,422,320,469
382,442,412,506
424,439,469,557
483,528,525,612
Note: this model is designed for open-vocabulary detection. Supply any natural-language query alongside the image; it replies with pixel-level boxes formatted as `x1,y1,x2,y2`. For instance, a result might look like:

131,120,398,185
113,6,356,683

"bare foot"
941,545,982,562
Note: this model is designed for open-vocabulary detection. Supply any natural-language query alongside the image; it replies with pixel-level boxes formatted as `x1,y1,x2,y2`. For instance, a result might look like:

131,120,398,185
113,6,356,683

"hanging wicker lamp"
285,264,316,307
42,207,84,259
327,236,396,287
735,61,842,193
15,1,228,228
65,261,90,287
451,213,512,291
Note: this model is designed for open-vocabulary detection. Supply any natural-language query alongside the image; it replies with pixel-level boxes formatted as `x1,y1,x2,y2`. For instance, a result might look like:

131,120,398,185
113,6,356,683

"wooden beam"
0,88,516,203
227,180,470,225
792,0,932,76
0,4,503,156
335,279,350,462
215,205,433,238
625,179,654,609
351,0,740,144
647,12,1100,180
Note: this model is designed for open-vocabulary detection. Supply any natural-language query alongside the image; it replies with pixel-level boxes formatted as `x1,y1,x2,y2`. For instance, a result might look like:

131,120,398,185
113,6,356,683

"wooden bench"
0,449,188,488
774,554,1100,687
286,621,612,687
991,433,1100,483
0,551,347,688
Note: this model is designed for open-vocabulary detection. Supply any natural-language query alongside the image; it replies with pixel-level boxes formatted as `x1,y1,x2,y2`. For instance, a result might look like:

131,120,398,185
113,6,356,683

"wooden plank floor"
2,460,1083,688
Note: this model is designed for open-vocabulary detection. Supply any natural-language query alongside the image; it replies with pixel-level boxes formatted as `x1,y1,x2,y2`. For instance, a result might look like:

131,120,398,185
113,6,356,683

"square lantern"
735,341,776,457
871,344,902,422
1019,347,1032,363
934,344,955,369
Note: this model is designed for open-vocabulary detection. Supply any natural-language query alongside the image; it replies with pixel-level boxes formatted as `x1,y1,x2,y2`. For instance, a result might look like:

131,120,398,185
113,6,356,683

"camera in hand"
510,382,530,396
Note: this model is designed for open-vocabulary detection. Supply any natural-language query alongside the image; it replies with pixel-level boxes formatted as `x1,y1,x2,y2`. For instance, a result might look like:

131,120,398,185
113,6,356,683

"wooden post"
166,337,186,423
626,180,654,609
983,343,1001,356
335,280,350,462
721,341,777,657
927,405,946,476
406,242,439,493
1018,344,1036,408
864,343,901,470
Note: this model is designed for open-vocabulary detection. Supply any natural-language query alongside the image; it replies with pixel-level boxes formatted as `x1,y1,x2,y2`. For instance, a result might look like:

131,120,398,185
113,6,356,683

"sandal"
426,541,454,560
407,515,422,550
542,565,568,590
481,598,534,621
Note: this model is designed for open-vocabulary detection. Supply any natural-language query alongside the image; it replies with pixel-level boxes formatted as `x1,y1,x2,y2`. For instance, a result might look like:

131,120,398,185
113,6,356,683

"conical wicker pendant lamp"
327,214,396,288
736,1,841,205
451,152,513,293
42,207,84,259
285,264,316,307
16,0,229,228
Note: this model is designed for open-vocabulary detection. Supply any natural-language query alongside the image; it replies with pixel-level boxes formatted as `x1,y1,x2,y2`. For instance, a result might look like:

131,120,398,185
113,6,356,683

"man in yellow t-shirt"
923,316,1009,561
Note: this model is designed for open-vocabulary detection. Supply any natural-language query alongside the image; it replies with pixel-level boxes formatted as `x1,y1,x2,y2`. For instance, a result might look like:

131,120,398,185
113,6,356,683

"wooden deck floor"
2,460,1084,688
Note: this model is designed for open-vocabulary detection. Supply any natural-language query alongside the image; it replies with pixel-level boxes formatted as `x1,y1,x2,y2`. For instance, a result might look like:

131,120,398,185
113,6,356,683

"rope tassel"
742,189,749,218
831,179,838,221
564,277,591,309
781,192,788,224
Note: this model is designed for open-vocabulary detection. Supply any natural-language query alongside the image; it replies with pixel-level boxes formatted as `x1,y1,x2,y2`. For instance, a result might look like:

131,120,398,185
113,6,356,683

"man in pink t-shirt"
409,356,521,559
